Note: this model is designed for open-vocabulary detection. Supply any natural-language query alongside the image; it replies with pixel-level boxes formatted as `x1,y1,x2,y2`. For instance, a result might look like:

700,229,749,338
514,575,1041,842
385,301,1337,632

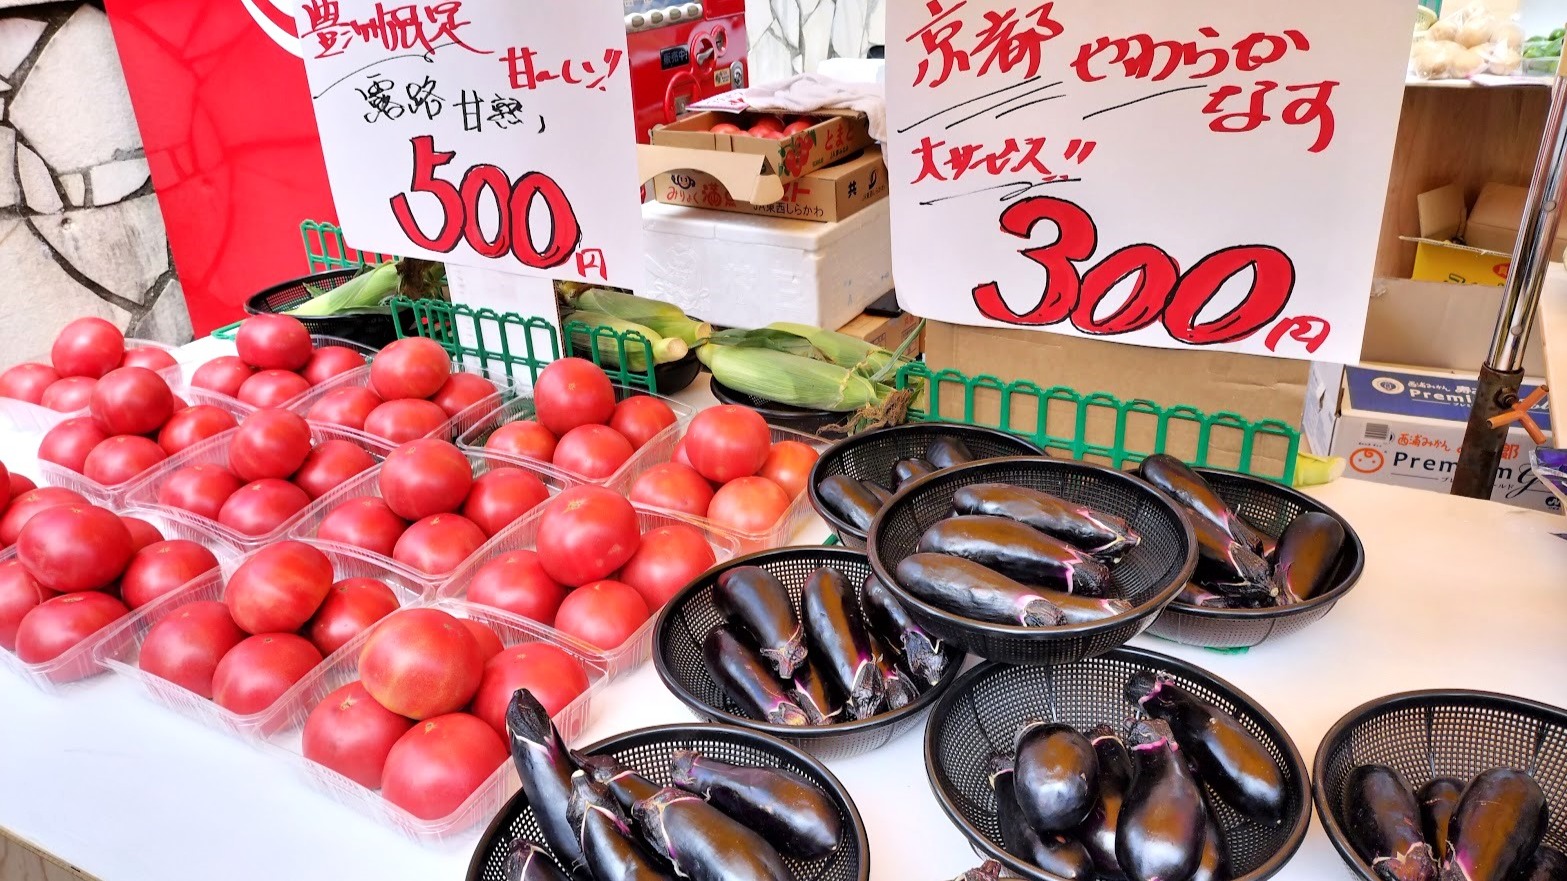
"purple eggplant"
817,474,882,531
670,749,842,860
1127,672,1285,824
1253,524,1278,561
1013,721,1099,833
896,553,1131,626
1178,583,1245,609
789,656,843,725
632,787,790,881
861,572,947,686
566,771,672,881
1192,806,1231,881
862,479,894,506
1118,719,1209,881
1517,846,1567,881
704,627,810,726
802,566,885,720
1138,454,1264,549
580,754,662,817
989,758,1094,880
1271,512,1345,603
1189,511,1276,601
1076,724,1133,876
917,515,1113,597
872,639,920,711
893,457,936,490
507,690,589,878
504,839,570,881
1341,764,1436,881
949,861,1003,881
1418,777,1463,863
715,566,807,678
1439,769,1547,881
952,482,1141,562
927,436,977,469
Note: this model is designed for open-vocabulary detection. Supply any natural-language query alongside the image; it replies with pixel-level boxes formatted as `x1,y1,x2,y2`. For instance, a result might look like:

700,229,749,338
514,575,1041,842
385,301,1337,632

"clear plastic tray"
289,450,579,591
119,422,397,552
262,599,607,844
289,362,526,451
157,334,378,414
92,542,428,739
0,338,176,434
439,503,742,680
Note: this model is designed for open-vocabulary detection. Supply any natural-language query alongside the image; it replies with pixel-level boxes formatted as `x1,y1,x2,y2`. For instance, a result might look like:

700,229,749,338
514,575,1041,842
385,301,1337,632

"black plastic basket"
809,424,1045,549
926,649,1311,881
569,343,702,395
245,269,415,350
1144,469,1366,649
466,723,870,881
1314,689,1567,881
711,379,844,436
867,457,1196,666
652,547,966,761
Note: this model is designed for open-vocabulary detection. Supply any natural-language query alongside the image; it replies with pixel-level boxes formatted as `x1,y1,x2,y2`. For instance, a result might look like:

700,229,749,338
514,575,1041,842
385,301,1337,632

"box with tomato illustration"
650,110,872,185
653,147,888,223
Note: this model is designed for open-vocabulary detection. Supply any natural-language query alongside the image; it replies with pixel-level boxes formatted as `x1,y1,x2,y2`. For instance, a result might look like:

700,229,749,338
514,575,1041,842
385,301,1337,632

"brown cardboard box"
650,110,873,184
1402,184,1511,286
839,307,925,357
652,148,887,223
1466,182,1567,260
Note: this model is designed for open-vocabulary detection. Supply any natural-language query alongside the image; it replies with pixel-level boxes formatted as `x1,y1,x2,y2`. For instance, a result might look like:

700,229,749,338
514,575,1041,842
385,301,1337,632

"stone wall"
0,0,189,361
747,0,884,83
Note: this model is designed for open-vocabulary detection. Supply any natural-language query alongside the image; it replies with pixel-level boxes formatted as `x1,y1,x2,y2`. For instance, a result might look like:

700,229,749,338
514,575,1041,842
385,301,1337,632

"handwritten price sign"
886,1,1411,363
294,0,644,287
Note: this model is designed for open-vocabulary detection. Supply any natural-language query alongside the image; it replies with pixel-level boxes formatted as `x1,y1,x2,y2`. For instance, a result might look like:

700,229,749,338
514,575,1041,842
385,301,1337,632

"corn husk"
571,289,710,345
289,261,401,317
697,343,881,412
766,322,895,378
566,310,688,372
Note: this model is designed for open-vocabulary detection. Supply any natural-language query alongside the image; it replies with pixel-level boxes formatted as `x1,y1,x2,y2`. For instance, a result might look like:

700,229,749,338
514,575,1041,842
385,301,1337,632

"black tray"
711,379,844,436
245,268,411,350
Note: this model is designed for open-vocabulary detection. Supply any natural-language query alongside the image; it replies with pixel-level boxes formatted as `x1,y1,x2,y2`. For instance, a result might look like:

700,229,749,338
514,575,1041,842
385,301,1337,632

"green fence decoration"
300,221,392,272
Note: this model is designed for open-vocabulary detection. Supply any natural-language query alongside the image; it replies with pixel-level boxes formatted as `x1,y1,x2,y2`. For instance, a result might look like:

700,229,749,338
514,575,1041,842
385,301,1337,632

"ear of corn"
766,322,888,375
289,261,401,317
697,343,881,412
571,288,711,346
708,327,821,359
565,310,688,371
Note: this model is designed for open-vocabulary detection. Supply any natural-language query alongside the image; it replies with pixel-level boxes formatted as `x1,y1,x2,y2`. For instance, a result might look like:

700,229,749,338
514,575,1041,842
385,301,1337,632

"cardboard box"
839,304,925,357
1466,182,1567,261
652,148,887,223
1402,184,1511,287
650,110,873,185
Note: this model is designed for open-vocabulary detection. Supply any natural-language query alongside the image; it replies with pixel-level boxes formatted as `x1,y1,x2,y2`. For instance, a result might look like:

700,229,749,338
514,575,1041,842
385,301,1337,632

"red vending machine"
625,0,749,142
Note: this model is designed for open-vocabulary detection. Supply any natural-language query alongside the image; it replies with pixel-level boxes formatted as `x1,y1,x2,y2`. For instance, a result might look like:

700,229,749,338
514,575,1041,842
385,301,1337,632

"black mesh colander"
466,723,869,881
652,547,966,761
809,424,1045,549
245,269,416,350
711,379,843,436
1314,690,1567,881
926,649,1311,881
867,457,1196,666
1143,469,1365,649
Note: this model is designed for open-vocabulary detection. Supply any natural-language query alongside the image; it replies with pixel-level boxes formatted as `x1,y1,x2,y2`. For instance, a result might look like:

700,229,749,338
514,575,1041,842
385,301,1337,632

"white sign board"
886,1,1411,363
294,0,645,289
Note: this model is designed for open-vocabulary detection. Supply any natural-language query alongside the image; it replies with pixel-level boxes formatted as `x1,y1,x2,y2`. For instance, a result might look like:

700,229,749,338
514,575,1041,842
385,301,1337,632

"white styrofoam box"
640,197,893,331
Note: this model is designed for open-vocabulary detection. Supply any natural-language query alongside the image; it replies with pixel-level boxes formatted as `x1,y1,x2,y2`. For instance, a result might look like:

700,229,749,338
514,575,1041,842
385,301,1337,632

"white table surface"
3,349,1567,881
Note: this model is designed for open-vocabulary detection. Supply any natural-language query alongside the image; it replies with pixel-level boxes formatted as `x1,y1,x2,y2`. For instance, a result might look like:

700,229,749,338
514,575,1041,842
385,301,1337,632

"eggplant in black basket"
1271,511,1345,603
893,457,936,489
670,748,842,860
580,754,662,817
817,474,883,531
872,641,921,711
633,787,791,881
789,656,843,725
715,566,807,679
1418,777,1464,863
952,483,1141,562
917,515,1112,597
861,572,947,686
989,758,1095,880
704,627,810,726
1439,769,1548,881
1076,724,1133,876
1192,807,1231,881
862,480,894,506
895,553,1064,626
802,566,885,720
507,690,589,878
1118,719,1208,881
1516,846,1567,881
566,771,672,881
948,861,1003,881
1189,512,1276,602
927,436,977,469
1138,454,1265,549
1341,764,1436,881
1177,583,1243,609
1013,721,1100,833
504,839,570,881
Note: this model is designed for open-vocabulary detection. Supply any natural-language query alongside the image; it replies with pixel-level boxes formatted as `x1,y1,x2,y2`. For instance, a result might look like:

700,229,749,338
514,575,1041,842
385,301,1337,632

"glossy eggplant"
1126,672,1285,824
579,754,661,817
632,787,790,881
862,479,894,506
1192,806,1231,881
872,639,920,710
1271,511,1345,602
949,861,1002,881
507,690,589,878
704,627,810,726
1013,721,1099,833
504,839,570,881
817,474,882,531
566,771,672,881
802,566,885,720
714,566,807,678
1076,724,1133,876
1189,511,1276,601
1138,454,1263,548
1516,846,1567,881
1253,524,1278,561
1178,583,1244,609
1439,769,1547,881
670,749,842,860
927,436,977,468
861,572,946,686
1341,764,1436,881
1417,777,1463,863
893,457,936,489
990,758,1094,880
952,482,1141,562
895,553,1064,626
1118,719,1208,881
916,515,1113,597
789,656,843,725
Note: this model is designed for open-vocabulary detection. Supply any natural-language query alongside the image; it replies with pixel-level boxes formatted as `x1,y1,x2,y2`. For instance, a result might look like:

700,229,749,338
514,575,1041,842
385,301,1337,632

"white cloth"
732,73,888,141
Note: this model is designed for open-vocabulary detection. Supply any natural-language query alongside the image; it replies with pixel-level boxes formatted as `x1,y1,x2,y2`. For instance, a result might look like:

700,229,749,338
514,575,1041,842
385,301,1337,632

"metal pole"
1452,69,1567,499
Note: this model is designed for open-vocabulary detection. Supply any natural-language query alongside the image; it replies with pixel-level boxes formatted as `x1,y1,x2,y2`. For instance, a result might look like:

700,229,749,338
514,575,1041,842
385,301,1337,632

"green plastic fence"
301,221,392,272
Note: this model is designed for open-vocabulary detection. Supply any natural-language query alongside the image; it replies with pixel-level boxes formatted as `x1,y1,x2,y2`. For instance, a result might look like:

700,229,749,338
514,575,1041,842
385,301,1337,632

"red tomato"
486,420,557,463
230,409,313,482
121,540,220,609
51,317,125,379
306,577,401,656
708,476,792,534
618,524,717,612
302,681,414,789
212,633,323,715
535,486,641,586
431,372,498,418
120,517,165,555
359,608,484,719
759,440,819,499
224,541,334,634
672,435,696,469
554,580,649,649
748,126,787,139
610,396,678,450
533,357,616,437
302,346,367,386
138,600,246,698
89,367,173,436
7,472,35,499
627,462,715,518
753,114,787,130
84,435,168,486
466,550,567,625
236,314,313,372
41,376,96,412
393,514,487,575
306,385,383,431
190,356,256,398
38,417,109,474
157,464,243,521
364,398,448,444
217,479,312,537
292,439,377,500
0,560,56,651
378,439,473,521
15,592,128,665
552,424,634,480
370,337,451,400
462,619,505,663
783,120,814,136
470,643,590,736
0,488,85,547
382,712,506,820
0,362,60,404
316,498,408,557
237,369,312,408
18,504,132,593
685,406,771,483
463,467,550,537
710,122,745,134
121,346,177,372
158,405,238,455
0,459,8,501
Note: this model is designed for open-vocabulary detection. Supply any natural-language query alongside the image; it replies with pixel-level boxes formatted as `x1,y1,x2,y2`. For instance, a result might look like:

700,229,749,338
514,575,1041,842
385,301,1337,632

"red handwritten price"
390,135,582,270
